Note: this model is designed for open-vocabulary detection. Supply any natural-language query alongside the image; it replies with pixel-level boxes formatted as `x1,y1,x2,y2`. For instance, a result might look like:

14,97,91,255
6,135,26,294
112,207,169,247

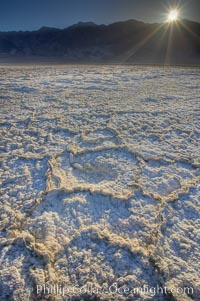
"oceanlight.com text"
36,283,194,297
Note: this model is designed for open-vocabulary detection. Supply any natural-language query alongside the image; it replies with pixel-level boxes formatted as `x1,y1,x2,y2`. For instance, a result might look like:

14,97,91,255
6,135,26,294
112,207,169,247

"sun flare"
167,10,179,22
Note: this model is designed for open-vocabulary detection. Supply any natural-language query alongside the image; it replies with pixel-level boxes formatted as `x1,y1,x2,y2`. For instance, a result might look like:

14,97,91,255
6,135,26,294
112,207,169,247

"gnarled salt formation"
0,65,199,301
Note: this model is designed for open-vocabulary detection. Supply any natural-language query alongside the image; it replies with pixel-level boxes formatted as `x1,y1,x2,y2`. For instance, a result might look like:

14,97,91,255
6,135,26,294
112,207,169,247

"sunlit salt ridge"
0,65,199,301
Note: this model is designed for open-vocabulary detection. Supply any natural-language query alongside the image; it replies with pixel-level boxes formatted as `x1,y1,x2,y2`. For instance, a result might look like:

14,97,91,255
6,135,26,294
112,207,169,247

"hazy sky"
0,0,199,31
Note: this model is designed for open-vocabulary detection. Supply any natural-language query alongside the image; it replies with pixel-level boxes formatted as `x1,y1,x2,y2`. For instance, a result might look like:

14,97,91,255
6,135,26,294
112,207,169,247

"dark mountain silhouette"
0,19,199,65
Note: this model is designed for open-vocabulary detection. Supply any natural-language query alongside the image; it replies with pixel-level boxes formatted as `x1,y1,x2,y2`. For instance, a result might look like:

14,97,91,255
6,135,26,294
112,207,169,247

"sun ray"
117,23,165,64
179,20,200,42
164,23,175,65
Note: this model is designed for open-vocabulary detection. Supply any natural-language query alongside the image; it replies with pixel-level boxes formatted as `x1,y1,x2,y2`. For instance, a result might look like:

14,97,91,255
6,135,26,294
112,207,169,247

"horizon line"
0,17,199,33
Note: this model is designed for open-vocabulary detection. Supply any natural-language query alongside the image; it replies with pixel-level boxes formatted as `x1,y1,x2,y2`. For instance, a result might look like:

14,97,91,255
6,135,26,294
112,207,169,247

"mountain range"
0,19,200,65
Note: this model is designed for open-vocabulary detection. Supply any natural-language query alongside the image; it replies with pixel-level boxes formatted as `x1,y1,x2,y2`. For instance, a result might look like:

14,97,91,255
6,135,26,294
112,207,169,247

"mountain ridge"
0,19,199,65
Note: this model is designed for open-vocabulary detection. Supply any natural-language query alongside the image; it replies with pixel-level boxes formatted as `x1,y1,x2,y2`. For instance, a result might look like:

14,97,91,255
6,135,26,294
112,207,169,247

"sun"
167,10,179,22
